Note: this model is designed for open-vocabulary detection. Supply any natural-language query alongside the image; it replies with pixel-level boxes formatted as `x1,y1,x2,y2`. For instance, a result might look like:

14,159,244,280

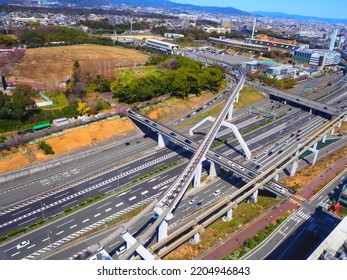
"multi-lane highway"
1,52,347,260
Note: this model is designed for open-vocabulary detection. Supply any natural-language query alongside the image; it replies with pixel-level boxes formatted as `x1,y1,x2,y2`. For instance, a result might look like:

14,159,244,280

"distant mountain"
107,0,250,16
253,11,347,24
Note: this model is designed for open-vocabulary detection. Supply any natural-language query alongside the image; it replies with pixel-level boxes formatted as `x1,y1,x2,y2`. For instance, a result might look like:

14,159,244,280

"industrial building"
145,39,179,54
164,33,184,39
209,37,269,52
293,49,341,68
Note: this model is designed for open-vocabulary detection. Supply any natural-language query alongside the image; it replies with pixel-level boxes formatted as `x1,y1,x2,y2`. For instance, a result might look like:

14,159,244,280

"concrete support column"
274,174,279,182
222,208,233,222
290,160,299,177
234,91,239,103
158,133,169,148
309,148,319,165
338,121,341,128
312,142,318,150
322,134,327,143
330,128,335,135
158,220,168,242
193,163,202,188
226,102,234,121
208,161,221,179
309,108,312,114
250,189,258,203
191,232,201,245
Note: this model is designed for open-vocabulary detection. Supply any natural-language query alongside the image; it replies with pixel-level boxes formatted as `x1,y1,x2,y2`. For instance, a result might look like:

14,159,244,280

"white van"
214,189,221,196
116,245,126,256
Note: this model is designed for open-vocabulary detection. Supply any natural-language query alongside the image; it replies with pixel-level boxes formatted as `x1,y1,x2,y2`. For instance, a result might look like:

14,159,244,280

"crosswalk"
292,210,315,223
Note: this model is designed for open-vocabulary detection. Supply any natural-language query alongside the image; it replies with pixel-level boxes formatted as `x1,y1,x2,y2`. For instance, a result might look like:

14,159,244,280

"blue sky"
172,0,347,19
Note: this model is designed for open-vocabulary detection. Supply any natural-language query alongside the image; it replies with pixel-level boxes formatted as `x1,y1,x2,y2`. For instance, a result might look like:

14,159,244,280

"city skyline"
172,0,347,19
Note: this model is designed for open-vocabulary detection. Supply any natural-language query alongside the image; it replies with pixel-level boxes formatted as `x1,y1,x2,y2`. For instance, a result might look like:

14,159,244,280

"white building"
145,39,179,54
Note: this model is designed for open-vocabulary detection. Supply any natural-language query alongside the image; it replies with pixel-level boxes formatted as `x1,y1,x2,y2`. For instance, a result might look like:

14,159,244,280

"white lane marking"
53,191,70,200
42,238,49,242
89,178,103,185
82,219,89,223
129,196,136,201
11,252,20,257
116,202,124,207
70,224,77,229
11,207,30,216
27,244,36,249
141,190,149,195
96,202,111,210
56,219,74,229
105,208,112,212
18,216,38,226
56,230,64,235
94,213,101,217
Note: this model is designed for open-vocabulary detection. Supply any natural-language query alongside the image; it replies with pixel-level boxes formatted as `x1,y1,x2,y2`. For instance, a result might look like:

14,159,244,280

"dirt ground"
10,44,149,90
0,118,135,173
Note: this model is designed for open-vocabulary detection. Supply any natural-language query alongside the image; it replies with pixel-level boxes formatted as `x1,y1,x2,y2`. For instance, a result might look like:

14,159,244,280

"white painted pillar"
330,128,335,135
312,142,318,150
226,102,234,121
322,134,327,143
193,163,202,188
290,160,299,177
274,174,279,182
158,220,168,242
158,133,169,148
191,232,200,244
250,189,258,203
338,121,341,128
208,161,220,179
222,208,233,222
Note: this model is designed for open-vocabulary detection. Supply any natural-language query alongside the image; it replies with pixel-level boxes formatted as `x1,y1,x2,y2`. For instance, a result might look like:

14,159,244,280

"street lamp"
40,201,45,220
48,230,52,246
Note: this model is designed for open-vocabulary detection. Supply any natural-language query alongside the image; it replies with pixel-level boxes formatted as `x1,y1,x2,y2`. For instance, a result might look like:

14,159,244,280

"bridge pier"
189,116,251,160
226,103,234,120
158,133,169,148
190,232,201,245
322,134,327,143
338,121,341,128
222,208,233,222
290,160,299,176
274,174,279,182
122,232,155,260
330,128,335,135
312,142,318,150
208,160,221,179
249,189,258,203
193,163,203,188
309,148,319,165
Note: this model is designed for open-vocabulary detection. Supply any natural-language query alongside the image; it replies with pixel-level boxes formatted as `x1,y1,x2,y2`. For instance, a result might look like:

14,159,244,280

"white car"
16,240,30,250
214,189,221,196
188,199,196,205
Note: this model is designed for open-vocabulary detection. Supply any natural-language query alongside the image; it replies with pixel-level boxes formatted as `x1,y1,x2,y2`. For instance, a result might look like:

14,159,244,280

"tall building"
329,28,339,51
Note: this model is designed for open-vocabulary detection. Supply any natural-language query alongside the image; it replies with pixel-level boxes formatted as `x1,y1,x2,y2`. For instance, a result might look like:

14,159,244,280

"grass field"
11,44,149,90
112,65,165,85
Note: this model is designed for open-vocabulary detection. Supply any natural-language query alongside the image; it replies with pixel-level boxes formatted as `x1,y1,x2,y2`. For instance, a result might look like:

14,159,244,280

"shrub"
149,171,154,175
0,235,6,241
7,230,17,237
39,140,55,155
79,201,86,207
144,174,149,177
36,218,44,224
64,207,71,213
16,227,26,234
133,179,138,183
27,223,36,228
86,197,93,203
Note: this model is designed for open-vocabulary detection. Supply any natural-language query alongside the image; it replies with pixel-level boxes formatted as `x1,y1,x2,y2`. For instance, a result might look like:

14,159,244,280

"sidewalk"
199,156,347,260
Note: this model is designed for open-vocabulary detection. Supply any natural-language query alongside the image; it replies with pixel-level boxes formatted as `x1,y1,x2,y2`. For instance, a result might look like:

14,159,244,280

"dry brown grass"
11,44,149,90
281,145,347,191
141,92,216,124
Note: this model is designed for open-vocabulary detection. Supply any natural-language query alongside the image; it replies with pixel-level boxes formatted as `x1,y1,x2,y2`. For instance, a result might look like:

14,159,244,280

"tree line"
113,56,225,104
17,26,113,47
